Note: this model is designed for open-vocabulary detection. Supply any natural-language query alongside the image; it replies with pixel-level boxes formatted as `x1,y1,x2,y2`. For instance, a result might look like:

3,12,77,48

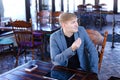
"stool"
0,38,14,52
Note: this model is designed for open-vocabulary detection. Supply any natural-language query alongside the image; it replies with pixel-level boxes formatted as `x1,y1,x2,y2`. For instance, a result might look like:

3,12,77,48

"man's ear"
62,22,66,28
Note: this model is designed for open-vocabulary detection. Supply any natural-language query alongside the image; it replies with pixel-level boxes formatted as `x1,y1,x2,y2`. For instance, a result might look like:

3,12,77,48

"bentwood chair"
77,4,86,12
51,11,63,27
11,20,43,66
86,29,108,72
37,10,51,28
40,11,62,53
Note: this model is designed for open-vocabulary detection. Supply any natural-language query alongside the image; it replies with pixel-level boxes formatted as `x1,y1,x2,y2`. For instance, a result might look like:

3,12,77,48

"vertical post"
111,14,115,48
73,0,75,12
39,0,43,11
61,0,64,11
83,0,85,5
111,0,117,47
0,14,1,26
99,6,102,30
52,0,55,12
67,0,69,12
113,0,117,14
25,0,31,22
35,0,38,12
39,0,42,11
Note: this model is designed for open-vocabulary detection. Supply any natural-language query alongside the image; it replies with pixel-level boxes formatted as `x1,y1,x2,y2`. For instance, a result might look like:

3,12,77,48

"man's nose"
75,22,78,26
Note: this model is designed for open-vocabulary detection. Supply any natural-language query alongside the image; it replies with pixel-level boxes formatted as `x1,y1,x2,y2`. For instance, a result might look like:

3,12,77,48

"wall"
106,14,120,23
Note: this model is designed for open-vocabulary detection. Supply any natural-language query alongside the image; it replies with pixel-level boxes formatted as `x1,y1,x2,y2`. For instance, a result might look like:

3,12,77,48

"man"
50,12,98,74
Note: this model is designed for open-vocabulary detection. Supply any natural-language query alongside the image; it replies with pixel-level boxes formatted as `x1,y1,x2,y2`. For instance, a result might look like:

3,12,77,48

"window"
48,0,52,11
118,0,120,13
30,0,36,22
63,0,68,12
85,0,95,5
99,0,113,11
55,0,61,11
2,0,25,20
75,0,83,11
64,0,83,12
69,0,74,12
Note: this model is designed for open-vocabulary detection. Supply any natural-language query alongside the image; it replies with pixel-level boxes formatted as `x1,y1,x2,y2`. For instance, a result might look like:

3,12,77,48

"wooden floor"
0,23,120,80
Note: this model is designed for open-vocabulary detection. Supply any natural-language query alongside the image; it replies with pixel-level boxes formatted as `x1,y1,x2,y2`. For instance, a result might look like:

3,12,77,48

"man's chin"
75,29,78,32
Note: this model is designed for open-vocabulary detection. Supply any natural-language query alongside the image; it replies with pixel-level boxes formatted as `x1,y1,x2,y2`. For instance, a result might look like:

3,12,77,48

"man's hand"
71,38,81,51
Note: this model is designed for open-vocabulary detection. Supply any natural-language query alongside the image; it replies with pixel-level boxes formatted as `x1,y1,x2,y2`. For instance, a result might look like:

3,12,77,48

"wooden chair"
86,29,108,72
37,10,51,27
77,4,86,12
11,20,43,66
51,11,63,26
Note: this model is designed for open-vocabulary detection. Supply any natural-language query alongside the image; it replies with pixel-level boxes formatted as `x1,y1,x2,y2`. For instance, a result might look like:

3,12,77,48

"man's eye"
72,21,75,24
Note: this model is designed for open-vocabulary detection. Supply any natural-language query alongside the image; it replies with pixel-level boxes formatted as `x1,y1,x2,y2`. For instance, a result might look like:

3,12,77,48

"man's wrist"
71,46,76,52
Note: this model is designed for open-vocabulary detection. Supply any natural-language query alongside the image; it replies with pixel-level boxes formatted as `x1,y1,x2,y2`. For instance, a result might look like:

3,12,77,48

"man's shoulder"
51,29,62,37
78,26,85,30
78,26,86,33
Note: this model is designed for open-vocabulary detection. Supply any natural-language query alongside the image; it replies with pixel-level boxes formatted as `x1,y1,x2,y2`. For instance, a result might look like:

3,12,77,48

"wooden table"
0,25,60,34
0,60,98,80
0,37,14,52
34,25,60,53
0,26,12,31
0,25,60,53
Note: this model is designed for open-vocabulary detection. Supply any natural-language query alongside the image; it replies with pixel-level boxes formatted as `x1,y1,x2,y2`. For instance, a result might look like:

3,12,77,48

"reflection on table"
33,23,60,53
0,23,60,32
76,4,113,30
0,60,98,80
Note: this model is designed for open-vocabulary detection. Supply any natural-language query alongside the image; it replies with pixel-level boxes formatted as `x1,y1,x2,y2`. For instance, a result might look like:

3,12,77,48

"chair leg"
41,45,44,60
24,49,27,63
14,48,20,67
32,49,35,60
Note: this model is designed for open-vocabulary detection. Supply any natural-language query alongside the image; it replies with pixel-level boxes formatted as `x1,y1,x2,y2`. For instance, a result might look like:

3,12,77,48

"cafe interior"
0,0,120,80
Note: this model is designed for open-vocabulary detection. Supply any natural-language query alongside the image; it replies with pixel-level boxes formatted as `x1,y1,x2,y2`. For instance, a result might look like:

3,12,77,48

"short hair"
59,12,77,25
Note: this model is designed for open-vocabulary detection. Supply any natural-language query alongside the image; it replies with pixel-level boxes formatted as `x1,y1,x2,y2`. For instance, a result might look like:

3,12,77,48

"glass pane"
63,0,67,12
2,0,25,20
42,0,49,10
85,0,95,5
0,0,4,17
55,0,61,11
75,0,83,11
118,0,120,12
30,0,36,22
99,0,113,11
63,0,83,12
48,0,52,11
68,0,74,12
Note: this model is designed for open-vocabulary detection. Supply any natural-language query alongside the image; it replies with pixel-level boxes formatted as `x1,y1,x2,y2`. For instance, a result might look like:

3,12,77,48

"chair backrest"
86,29,108,72
51,11,63,25
92,5,102,11
11,20,33,47
37,10,51,26
77,4,86,11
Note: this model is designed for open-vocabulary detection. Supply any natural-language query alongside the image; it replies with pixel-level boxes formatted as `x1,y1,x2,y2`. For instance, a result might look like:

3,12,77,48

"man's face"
63,18,79,33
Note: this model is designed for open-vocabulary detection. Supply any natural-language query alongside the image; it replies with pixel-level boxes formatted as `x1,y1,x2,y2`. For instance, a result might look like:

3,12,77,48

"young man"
50,12,98,74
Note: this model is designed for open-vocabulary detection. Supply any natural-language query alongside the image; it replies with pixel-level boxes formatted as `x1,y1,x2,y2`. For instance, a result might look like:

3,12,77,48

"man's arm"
82,28,99,74
50,33,75,66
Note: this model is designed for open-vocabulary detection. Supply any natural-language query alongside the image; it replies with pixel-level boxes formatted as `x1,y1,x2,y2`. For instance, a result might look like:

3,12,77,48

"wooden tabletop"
0,26,12,31
0,60,98,80
0,25,60,33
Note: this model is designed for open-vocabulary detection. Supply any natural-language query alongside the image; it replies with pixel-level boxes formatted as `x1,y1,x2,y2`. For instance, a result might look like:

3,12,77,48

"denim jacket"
50,26,98,74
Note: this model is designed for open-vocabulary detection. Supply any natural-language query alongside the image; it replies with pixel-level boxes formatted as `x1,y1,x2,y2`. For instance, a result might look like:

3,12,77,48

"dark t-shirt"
64,34,80,69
